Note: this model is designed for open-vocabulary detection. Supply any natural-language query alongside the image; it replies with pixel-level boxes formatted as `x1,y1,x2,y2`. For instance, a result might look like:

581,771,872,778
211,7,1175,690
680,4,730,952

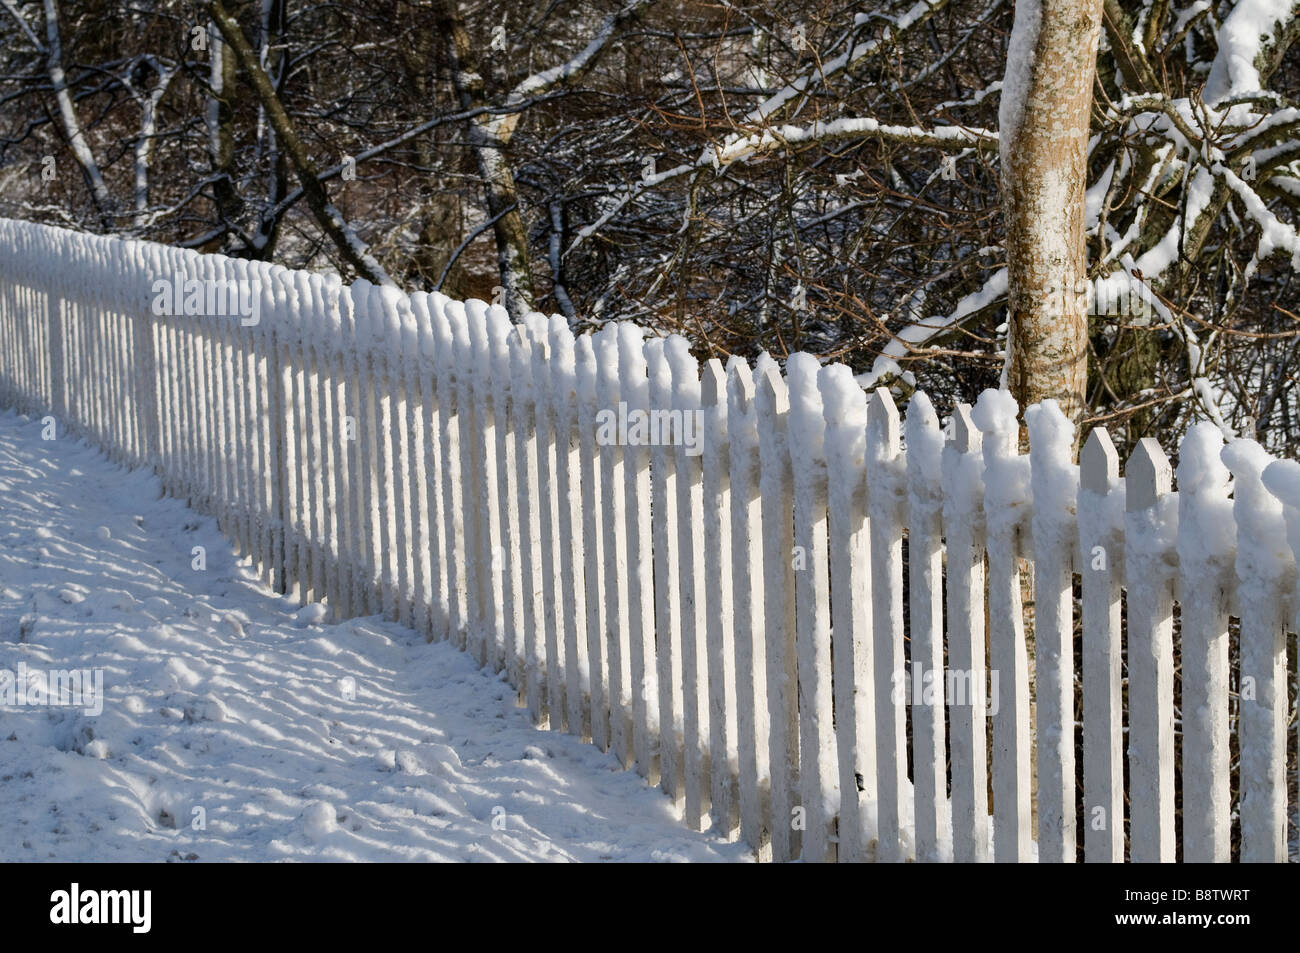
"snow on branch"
1216,163,1300,273
856,268,1009,389
1,0,43,51
742,0,953,125
567,0,956,256
1204,0,1299,105
713,116,997,166
512,0,660,101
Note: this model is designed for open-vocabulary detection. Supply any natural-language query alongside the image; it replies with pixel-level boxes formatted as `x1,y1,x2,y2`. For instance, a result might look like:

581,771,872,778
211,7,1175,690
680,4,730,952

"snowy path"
0,409,747,862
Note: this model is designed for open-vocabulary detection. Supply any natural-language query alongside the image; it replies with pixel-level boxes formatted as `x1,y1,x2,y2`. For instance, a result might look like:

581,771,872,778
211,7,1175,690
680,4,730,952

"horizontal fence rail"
0,217,1296,862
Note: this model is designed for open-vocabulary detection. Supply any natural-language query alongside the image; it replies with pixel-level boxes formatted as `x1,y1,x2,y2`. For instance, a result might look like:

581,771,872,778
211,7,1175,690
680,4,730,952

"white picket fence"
0,217,1295,863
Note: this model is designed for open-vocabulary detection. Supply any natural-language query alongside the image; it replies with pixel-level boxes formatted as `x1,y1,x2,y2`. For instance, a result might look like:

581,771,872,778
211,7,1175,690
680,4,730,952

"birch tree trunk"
999,0,1104,432
206,0,393,286
433,0,535,320
206,25,245,245
43,0,112,223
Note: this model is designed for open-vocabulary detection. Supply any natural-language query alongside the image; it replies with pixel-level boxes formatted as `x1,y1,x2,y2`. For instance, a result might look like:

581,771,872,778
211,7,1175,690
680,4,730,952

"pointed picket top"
1126,437,1171,512
511,323,532,357
531,331,551,363
951,402,980,454
755,362,789,417
1081,428,1118,495
594,325,621,407
727,358,755,413
867,387,900,457
701,358,726,410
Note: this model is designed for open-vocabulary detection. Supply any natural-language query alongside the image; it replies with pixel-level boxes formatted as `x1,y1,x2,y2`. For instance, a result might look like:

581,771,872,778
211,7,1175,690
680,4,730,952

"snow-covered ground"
0,409,748,862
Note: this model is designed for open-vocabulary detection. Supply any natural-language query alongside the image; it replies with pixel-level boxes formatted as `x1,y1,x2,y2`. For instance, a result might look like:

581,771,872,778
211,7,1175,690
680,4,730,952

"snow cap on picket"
818,361,867,472
273,266,302,337
549,315,576,389
252,261,276,334
785,352,825,460
509,323,534,399
409,291,435,362
971,387,1019,439
523,310,548,346
594,323,620,392
644,335,668,396
427,290,451,325
1025,399,1074,461
906,390,943,470
1178,422,1231,496
348,278,375,343
486,304,513,385
444,299,470,365
818,362,867,430
429,292,453,361
464,297,491,379
374,282,406,348
1175,422,1235,576
1223,437,1293,586
293,269,315,335
395,288,419,356
1262,458,1300,511
574,332,598,404
617,322,648,408
665,334,699,407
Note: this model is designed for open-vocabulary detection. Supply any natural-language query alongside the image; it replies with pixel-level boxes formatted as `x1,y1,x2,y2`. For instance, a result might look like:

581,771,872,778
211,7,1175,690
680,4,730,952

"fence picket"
1079,428,1123,863
596,326,633,765
1124,437,1177,863
941,404,989,863
1026,401,1078,863
905,392,950,863
973,390,1032,863
756,364,797,858
701,359,738,838
647,339,684,803
576,334,609,751
619,325,657,777
728,359,769,856
671,341,710,830
821,364,873,863
1222,439,1291,862
1175,425,1233,862
787,354,836,863
551,318,589,738
866,387,908,863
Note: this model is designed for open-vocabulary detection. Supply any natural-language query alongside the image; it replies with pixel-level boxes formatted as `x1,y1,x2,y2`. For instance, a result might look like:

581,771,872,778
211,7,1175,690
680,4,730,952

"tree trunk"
206,25,245,246
469,120,535,318
43,0,112,224
206,0,393,286
1000,0,1104,435
433,0,535,320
